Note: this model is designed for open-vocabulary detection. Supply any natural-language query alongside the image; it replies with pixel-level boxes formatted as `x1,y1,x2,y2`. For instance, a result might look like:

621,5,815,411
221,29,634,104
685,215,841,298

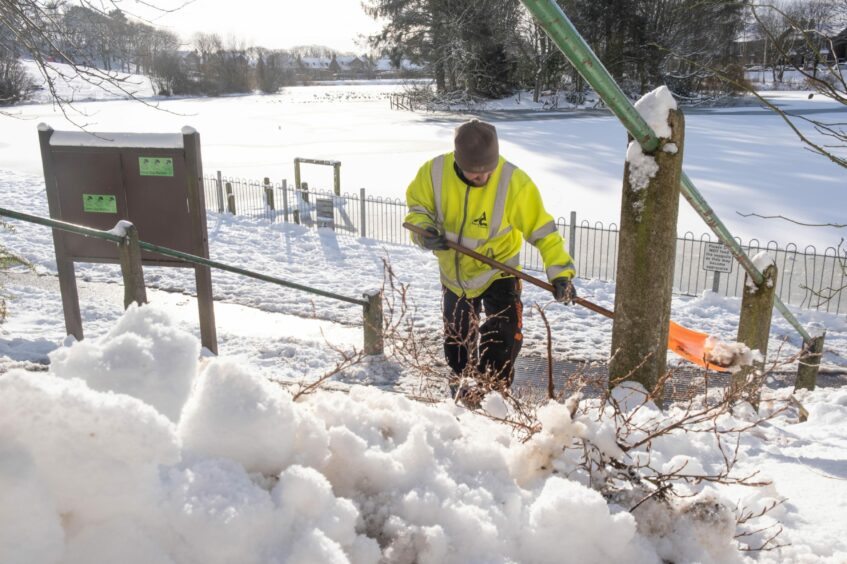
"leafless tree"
0,0,187,122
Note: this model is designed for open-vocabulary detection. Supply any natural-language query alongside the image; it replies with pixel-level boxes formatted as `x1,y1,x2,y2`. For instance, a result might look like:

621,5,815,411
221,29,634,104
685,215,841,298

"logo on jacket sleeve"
472,212,488,228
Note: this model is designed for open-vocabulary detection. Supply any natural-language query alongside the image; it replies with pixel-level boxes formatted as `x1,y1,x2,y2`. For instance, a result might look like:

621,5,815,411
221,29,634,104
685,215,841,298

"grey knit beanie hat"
454,119,499,173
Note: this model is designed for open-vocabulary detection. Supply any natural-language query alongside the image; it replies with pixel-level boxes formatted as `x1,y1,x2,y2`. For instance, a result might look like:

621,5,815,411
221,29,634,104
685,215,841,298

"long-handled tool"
404,222,732,371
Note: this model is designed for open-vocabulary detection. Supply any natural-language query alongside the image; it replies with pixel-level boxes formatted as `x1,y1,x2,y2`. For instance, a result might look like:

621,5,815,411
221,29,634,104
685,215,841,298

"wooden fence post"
795,332,826,391
333,163,341,196
263,177,275,210
225,182,236,215
735,263,778,407
609,109,685,406
363,290,384,355
117,222,147,309
294,158,301,189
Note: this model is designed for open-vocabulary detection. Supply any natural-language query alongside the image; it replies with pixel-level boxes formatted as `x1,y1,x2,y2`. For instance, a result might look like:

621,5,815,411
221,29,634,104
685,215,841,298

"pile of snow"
2,304,845,563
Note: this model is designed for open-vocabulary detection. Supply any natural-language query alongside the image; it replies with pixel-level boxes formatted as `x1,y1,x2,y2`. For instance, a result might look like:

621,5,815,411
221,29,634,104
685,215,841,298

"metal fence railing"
203,174,847,316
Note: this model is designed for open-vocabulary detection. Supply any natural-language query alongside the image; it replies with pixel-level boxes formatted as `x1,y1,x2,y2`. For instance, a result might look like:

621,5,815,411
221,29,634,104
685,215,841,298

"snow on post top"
107,220,134,238
634,85,678,139
751,250,776,272
49,131,184,149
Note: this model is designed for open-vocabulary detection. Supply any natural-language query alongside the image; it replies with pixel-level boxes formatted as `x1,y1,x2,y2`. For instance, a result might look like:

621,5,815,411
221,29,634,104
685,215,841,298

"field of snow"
3,61,846,251
19,59,157,104
2,62,847,563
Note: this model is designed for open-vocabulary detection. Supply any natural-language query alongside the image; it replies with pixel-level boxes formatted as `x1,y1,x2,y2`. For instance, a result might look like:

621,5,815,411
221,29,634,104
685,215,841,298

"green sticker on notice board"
139,156,174,177
83,194,117,213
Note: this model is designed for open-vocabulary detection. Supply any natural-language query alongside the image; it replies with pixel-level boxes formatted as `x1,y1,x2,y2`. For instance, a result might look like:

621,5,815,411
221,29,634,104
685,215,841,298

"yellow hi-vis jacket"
405,152,576,298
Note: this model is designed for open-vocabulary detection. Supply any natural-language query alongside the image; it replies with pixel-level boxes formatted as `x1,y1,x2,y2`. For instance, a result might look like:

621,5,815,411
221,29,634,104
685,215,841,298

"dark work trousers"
442,277,523,387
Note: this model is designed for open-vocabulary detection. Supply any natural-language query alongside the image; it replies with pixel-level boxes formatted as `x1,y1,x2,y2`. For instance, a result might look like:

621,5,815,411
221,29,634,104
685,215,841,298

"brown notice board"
38,124,217,353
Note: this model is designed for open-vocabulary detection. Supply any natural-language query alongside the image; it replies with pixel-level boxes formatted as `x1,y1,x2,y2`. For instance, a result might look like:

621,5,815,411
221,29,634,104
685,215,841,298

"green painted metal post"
518,0,812,343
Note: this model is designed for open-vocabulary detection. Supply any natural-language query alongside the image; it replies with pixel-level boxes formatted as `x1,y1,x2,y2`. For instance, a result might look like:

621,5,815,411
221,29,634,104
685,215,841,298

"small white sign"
703,242,733,273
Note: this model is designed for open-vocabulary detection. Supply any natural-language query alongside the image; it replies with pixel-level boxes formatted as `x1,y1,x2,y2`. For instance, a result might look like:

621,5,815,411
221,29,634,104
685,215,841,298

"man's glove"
420,226,448,251
552,277,577,304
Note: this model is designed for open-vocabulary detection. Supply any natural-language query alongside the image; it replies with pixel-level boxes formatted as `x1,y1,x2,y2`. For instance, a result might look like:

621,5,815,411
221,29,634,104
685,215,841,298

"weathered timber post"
263,177,275,210
735,262,777,407
225,182,236,215
609,108,685,405
216,171,225,214
282,179,290,222
117,222,147,308
363,290,384,355
294,157,302,189
795,332,826,391
333,162,341,196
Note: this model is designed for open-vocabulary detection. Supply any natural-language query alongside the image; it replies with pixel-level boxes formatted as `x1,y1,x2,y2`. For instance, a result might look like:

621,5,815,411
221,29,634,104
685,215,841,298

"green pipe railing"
520,0,811,341
0,207,368,307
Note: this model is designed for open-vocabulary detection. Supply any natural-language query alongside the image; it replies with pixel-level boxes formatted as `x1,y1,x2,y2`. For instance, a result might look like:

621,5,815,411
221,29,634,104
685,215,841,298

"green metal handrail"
520,0,811,341
0,206,368,307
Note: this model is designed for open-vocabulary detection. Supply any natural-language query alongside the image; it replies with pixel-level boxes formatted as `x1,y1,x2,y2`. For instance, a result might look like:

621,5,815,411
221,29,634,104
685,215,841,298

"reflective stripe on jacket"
405,152,576,298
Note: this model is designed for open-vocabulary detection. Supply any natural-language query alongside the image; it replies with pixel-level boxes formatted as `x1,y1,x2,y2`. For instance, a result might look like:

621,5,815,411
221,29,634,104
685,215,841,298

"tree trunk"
609,109,685,406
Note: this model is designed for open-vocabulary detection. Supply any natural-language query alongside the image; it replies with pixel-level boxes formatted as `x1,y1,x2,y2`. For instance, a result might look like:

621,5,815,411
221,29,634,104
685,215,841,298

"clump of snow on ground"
704,337,761,373
178,358,329,474
48,305,199,422
5,305,815,563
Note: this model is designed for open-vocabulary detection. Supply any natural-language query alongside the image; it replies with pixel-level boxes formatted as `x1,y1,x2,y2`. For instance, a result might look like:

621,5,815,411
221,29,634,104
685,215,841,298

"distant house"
373,57,425,77
276,53,428,82
336,55,370,78
298,56,332,80
735,25,847,68
833,27,847,63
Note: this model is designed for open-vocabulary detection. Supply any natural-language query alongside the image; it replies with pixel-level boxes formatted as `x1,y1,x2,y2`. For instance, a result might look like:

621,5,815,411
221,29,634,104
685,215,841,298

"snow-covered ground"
2,303,846,564
19,59,157,104
2,63,847,563
3,61,846,251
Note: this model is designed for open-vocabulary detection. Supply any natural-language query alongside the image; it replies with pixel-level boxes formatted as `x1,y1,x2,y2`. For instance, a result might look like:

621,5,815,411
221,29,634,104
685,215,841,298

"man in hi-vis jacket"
405,119,577,394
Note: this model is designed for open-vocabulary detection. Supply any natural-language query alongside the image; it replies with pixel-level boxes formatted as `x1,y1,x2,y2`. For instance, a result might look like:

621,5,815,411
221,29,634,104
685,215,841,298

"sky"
147,0,384,53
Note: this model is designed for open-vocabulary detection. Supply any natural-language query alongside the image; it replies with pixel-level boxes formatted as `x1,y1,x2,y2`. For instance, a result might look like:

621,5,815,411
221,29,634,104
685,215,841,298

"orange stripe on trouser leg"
515,296,523,340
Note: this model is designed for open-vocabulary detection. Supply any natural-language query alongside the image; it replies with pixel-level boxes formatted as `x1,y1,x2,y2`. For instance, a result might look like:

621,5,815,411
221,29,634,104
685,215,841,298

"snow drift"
1,305,844,563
